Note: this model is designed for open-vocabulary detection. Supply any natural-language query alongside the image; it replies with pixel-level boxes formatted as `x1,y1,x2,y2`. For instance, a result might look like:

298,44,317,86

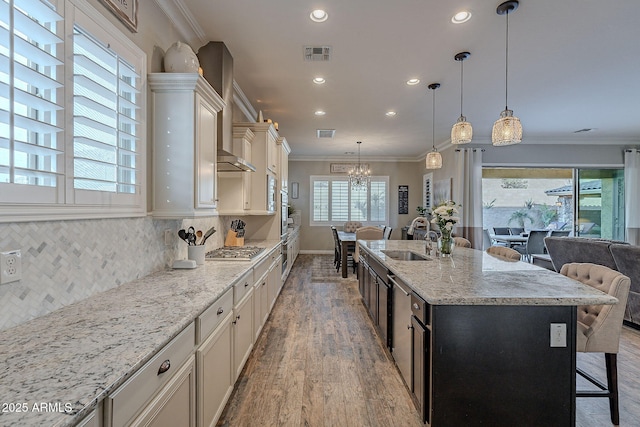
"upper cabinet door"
149,73,225,219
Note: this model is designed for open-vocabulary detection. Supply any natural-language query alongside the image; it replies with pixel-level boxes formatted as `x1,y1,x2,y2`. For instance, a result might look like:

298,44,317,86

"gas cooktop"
206,246,265,261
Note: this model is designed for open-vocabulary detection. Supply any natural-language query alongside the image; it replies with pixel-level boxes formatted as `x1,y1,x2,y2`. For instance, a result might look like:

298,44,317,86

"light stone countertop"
0,239,281,427
361,240,617,306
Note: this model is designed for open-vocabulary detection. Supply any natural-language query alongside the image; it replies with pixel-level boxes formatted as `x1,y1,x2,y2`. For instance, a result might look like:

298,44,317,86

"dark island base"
428,305,577,426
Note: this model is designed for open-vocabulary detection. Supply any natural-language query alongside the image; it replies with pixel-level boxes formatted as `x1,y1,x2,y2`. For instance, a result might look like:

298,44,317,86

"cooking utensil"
178,229,189,244
201,226,217,245
196,230,203,245
187,226,196,245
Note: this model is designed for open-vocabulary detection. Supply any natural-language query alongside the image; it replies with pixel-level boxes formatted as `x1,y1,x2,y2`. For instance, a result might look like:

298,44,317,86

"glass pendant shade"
451,115,473,144
492,109,522,146
425,150,442,169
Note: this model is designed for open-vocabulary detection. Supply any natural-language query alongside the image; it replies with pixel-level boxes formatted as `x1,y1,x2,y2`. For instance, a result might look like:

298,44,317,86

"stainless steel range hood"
197,42,255,172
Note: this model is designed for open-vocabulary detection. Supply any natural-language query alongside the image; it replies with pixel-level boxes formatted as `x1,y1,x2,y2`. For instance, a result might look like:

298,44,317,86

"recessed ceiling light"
310,9,328,23
386,111,397,117
407,78,420,85
315,110,326,116
451,10,472,24
313,77,326,84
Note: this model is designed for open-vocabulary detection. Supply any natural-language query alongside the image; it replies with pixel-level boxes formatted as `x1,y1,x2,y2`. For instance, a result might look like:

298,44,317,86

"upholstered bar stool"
453,236,471,248
486,245,521,261
354,226,384,268
560,262,630,425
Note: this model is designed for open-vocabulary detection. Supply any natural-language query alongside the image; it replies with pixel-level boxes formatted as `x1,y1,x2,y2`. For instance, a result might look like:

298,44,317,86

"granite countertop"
0,240,281,427
361,240,617,306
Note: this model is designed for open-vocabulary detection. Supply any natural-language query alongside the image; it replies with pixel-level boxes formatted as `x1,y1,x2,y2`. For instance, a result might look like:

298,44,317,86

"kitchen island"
359,239,617,426
0,240,282,427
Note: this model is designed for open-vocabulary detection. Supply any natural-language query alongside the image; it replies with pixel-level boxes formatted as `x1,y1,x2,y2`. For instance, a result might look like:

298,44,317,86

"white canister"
164,41,200,73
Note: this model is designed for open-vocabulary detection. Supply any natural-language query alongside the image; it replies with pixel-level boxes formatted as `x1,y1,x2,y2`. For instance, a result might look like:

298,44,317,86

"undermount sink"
381,250,431,261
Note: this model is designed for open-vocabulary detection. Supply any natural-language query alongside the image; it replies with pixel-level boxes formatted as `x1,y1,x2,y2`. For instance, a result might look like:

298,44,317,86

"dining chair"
549,230,570,237
383,226,393,239
486,245,521,261
509,227,525,235
492,227,511,235
343,221,362,233
354,227,384,267
560,262,630,425
332,226,355,273
482,229,492,250
453,236,471,248
514,229,548,262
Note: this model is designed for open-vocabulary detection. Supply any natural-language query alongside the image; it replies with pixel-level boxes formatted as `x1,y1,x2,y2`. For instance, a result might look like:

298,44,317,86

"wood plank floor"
217,255,640,426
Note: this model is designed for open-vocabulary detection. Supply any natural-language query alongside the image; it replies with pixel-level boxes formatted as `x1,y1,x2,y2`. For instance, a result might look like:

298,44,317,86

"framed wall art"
99,0,138,32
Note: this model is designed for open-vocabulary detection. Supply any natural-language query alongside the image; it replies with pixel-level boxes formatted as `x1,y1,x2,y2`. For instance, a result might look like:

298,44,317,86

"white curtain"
454,148,483,248
625,149,640,245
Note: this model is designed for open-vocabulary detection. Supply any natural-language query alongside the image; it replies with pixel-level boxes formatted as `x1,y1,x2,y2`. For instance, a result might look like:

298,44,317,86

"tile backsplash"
0,216,224,331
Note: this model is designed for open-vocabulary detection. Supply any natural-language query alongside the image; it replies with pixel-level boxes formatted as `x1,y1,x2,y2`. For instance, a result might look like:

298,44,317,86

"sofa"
545,237,639,329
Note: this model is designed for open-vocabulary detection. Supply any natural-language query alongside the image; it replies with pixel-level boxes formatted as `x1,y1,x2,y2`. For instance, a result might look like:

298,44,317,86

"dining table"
491,234,528,248
337,230,356,278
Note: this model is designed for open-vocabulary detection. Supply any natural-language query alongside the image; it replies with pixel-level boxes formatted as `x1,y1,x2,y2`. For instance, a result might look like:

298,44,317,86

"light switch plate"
550,323,567,347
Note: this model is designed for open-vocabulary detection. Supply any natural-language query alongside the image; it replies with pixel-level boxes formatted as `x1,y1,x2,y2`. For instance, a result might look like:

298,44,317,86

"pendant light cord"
432,89,436,150
505,10,510,110
460,59,464,117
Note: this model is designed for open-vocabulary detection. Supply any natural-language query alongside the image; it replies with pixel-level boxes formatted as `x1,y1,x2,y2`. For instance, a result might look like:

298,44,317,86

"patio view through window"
482,168,625,240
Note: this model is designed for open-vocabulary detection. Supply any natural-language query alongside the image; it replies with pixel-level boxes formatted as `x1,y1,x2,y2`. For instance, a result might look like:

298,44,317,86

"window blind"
310,175,388,225
72,26,140,194
0,0,64,192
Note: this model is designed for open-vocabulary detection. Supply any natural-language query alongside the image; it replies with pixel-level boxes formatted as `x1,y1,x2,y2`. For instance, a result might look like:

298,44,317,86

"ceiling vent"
304,46,332,61
317,129,336,138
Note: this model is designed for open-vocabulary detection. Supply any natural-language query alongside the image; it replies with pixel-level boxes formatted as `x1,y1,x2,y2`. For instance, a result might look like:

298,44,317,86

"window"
0,0,145,221
310,175,388,226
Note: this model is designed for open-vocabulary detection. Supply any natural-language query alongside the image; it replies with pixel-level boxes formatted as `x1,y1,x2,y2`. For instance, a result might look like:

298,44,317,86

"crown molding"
154,0,207,47
233,80,258,123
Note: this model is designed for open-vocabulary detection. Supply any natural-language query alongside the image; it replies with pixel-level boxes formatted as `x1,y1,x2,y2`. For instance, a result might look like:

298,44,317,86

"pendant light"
348,141,371,190
451,51,472,144
492,0,522,146
425,83,442,169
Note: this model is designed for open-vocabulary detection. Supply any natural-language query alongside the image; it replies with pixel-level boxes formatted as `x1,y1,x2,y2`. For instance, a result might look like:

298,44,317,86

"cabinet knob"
216,307,224,315
407,325,413,330
245,282,249,287
157,359,171,375
413,303,420,310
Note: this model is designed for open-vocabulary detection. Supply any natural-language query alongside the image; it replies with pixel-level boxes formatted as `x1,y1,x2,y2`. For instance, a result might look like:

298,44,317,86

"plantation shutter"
72,25,140,196
331,180,349,221
0,0,64,202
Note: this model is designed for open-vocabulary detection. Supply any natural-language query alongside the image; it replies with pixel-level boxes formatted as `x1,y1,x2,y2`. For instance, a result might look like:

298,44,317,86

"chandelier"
425,83,442,169
348,141,371,190
492,1,522,146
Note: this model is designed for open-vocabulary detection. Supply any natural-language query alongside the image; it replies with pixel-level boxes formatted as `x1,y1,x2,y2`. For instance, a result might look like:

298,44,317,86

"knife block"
224,230,244,247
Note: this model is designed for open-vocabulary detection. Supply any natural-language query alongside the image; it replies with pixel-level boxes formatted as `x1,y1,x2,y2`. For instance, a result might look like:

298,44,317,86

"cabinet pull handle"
245,282,249,287
157,359,171,375
232,315,240,325
217,307,224,315
407,325,413,330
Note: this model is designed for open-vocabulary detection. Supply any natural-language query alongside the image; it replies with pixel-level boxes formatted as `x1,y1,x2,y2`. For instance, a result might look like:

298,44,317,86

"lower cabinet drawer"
106,322,195,427
233,269,254,305
197,288,233,343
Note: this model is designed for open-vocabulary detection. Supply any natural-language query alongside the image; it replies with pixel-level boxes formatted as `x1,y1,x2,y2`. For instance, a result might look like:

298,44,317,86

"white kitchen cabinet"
149,73,225,219
196,310,233,427
234,122,278,215
277,136,290,193
267,254,283,311
253,271,269,342
128,356,196,427
77,404,102,427
233,287,254,381
105,323,195,427
217,127,254,215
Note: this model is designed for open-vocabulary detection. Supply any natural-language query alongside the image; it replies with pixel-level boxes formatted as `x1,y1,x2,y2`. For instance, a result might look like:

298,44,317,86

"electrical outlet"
550,323,567,347
1,250,22,284
164,229,173,246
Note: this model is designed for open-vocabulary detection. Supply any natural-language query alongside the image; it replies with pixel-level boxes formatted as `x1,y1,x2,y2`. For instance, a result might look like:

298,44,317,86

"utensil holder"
225,230,244,247
188,245,206,265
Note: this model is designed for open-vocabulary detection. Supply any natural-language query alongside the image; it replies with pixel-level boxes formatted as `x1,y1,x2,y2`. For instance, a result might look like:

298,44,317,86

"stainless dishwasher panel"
389,274,412,390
